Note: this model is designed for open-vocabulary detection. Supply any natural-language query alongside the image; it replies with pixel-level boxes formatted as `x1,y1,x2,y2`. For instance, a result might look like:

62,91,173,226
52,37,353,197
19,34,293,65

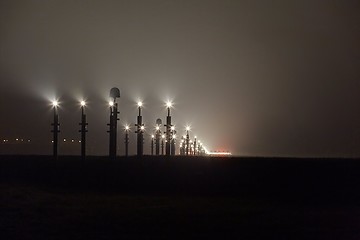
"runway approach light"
108,87,120,159
135,101,144,156
124,125,130,157
79,100,88,160
166,101,172,108
155,118,162,155
51,99,60,159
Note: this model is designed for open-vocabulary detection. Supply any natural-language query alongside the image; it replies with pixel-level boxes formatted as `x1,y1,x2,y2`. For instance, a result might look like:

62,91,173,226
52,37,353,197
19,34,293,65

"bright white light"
162,134,165,139
109,101,114,107
151,135,154,138
173,134,176,139
137,101,143,107
80,100,86,106
156,126,160,130
166,101,172,108
140,126,145,130
52,100,58,107
125,125,130,130
195,136,197,139
171,126,175,131
208,152,232,156
186,126,191,131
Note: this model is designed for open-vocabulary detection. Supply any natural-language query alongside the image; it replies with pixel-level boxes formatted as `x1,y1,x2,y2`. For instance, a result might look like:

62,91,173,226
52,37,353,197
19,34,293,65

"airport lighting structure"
161,134,165,155
185,126,190,155
193,136,197,156
135,101,144,156
108,87,120,160
124,125,130,157
170,126,176,156
79,100,88,160
151,135,154,155
164,101,173,156
155,119,162,155
51,100,60,159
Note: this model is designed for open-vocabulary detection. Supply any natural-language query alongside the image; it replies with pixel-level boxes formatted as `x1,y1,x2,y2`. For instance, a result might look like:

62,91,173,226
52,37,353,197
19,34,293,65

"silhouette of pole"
135,102,144,157
151,135,154,155
161,135,165,155
170,126,176,156
155,126,160,155
108,87,120,160
185,127,190,155
79,102,88,160
193,136,197,156
155,119,162,156
165,103,172,156
51,101,60,159
124,126,129,157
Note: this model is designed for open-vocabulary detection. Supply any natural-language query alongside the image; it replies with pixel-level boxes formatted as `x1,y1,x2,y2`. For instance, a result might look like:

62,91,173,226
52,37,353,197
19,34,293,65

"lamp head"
52,100,58,107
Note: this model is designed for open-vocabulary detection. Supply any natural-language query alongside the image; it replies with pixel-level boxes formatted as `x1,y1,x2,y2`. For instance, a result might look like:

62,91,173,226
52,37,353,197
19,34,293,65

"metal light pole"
108,87,120,160
79,101,88,160
165,102,172,156
135,102,144,157
124,125,129,157
185,126,190,156
193,136,197,156
51,101,60,159
155,119,162,156
151,135,154,155
170,126,176,156
161,134,165,155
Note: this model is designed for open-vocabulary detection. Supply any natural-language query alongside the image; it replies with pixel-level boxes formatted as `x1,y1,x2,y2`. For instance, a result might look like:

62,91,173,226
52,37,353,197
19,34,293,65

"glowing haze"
0,0,359,157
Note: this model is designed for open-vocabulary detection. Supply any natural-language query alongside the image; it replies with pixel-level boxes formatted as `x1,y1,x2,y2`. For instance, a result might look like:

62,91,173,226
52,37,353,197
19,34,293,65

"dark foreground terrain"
1,155,360,239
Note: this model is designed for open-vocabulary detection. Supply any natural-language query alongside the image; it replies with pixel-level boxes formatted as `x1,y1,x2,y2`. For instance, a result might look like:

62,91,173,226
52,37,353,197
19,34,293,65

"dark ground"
1,155,360,239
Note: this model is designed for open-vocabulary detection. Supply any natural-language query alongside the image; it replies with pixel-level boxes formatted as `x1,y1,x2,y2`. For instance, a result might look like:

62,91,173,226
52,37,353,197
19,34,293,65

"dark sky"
0,0,359,157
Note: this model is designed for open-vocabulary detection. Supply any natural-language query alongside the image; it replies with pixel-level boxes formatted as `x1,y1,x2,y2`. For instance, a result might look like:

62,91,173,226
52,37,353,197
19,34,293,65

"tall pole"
165,105,171,156
161,135,165,155
193,136,197,156
79,102,88,160
108,87,120,160
51,104,59,159
135,102,144,157
151,135,154,155
125,126,129,157
170,127,176,156
155,126,161,155
186,128,190,156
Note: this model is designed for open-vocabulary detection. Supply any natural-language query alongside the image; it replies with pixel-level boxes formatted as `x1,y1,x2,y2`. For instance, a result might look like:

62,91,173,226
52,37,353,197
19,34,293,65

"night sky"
0,0,359,157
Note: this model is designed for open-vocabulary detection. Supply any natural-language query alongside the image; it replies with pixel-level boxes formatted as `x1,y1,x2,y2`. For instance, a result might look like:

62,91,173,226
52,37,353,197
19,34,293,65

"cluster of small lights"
61,138,81,143
1,138,31,143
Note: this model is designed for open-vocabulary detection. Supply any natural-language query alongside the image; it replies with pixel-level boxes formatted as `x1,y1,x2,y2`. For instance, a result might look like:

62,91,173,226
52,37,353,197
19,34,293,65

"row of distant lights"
52,100,169,108
1,138,31,143
53,100,192,137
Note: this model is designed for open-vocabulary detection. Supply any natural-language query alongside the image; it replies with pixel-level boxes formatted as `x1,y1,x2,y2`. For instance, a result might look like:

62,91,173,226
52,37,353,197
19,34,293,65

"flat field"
1,155,360,239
